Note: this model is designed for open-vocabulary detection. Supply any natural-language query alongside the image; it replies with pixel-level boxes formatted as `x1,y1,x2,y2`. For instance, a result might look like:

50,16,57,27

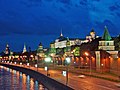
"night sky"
0,0,120,52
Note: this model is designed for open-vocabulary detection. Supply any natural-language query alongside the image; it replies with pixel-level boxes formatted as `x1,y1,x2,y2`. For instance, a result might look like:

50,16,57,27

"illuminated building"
54,30,98,50
54,32,74,48
95,26,118,72
48,30,98,65
98,26,118,57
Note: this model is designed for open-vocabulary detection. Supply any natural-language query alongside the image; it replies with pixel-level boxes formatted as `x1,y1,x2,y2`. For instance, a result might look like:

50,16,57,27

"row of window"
99,46,115,50
99,41,114,46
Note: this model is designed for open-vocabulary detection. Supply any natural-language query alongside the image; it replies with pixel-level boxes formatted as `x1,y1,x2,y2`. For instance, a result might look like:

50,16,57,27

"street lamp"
26,62,30,69
65,57,71,86
50,53,55,67
45,57,51,62
101,64,104,73
85,52,92,75
45,57,51,76
20,62,22,65
14,62,16,64
35,64,38,71
85,52,89,56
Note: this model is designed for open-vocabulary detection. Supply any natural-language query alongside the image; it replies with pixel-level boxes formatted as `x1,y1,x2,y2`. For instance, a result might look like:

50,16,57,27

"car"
115,83,120,88
78,75,85,78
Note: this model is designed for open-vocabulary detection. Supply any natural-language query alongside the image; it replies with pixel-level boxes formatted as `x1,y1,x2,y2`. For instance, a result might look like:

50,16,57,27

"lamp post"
20,62,22,65
50,54,55,67
85,52,92,75
65,57,71,86
45,57,51,76
101,64,104,73
35,64,38,71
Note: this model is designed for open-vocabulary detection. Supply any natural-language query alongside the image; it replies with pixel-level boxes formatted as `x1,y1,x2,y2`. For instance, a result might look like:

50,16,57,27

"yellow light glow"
85,52,89,56
30,55,34,58
45,57,51,62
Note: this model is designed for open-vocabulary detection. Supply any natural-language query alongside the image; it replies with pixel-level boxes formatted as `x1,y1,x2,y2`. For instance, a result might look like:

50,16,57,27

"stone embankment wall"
0,63,73,90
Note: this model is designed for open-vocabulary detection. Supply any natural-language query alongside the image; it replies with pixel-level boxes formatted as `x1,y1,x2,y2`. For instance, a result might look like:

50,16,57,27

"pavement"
25,65,120,90
47,65,120,83
1,63,120,90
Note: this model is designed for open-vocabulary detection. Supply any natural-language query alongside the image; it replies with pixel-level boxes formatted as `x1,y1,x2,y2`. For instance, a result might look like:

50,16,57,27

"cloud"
95,19,118,35
116,12,120,17
20,0,42,7
45,0,53,2
109,3,120,11
109,6,119,11
0,21,14,35
28,0,42,3
59,7,66,13
79,1,87,6
56,0,71,5
91,0,100,2
0,19,35,36
0,0,120,51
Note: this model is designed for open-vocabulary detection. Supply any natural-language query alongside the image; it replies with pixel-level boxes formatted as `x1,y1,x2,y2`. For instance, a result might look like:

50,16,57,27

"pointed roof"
39,42,42,46
102,26,112,41
56,29,67,41
37,42,43,53
6,43,9,48
23,43,27,53
90,28,95,33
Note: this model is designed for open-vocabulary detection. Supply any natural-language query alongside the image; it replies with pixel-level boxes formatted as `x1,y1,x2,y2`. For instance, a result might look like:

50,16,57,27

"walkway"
3,63,120,90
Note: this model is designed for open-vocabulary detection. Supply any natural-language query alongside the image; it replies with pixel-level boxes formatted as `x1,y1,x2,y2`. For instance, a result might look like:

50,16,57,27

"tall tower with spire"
5,44,10,55
23,44,27,53
102,26,112,41
37,42,43,53
90,29,96,39
36,42,44,57
95,26,118,72
60,28,63,37
98,26,114,51
50,41,56,55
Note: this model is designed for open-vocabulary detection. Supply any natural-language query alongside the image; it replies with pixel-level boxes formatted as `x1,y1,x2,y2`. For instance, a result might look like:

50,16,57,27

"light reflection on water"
0,66,48,90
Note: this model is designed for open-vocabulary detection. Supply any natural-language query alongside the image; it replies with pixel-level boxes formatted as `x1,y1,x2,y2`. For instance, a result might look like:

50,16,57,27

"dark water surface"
0,66,48,90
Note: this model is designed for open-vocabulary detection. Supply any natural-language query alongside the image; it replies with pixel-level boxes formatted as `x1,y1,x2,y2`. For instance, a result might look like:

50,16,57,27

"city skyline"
0,26,119,53
0,0,120,51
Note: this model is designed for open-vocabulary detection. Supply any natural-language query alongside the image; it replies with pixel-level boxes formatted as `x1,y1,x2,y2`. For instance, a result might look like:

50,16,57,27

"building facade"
96,26,118,72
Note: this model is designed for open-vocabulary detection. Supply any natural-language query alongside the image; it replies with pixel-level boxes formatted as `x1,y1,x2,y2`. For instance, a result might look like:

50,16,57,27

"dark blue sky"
0,0,120,52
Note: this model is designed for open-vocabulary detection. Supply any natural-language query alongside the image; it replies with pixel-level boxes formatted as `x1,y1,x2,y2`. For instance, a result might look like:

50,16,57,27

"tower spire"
5,43,10,54
60,28,63,37
23,43,27,53
102,26,112,41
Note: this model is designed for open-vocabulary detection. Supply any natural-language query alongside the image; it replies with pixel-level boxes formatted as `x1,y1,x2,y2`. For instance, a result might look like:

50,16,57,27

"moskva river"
0,66,48,90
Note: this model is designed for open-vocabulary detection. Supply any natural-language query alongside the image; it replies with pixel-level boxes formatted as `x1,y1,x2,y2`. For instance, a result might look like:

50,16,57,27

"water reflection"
0,66,48,90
